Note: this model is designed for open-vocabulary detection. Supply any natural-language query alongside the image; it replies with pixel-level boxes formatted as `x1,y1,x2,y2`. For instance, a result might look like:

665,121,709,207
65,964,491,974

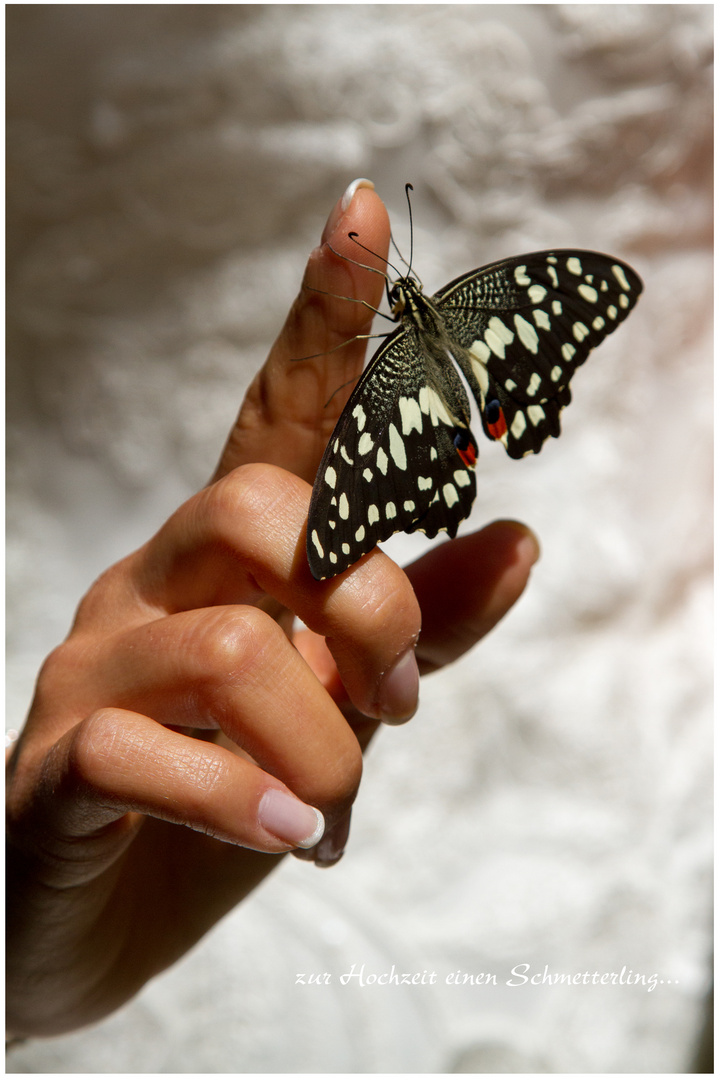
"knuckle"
63,709,127,796
32,641,86,712
188,606,283,683
355,572,421,643
307,732,363,817
70,561,128,629
201,463,300,540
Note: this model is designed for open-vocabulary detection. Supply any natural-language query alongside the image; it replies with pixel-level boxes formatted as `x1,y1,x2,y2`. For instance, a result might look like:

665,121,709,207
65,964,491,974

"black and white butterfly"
306,213,643,580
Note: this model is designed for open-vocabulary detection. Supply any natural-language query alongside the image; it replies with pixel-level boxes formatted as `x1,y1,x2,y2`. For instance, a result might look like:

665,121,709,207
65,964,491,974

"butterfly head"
388,278,412,320
388,277,437,333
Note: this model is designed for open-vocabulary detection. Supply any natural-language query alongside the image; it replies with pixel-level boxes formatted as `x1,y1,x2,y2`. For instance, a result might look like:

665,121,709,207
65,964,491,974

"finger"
21,710,328,882
213,179,391,484
46,605,363,821
295,521,539,867
407,521,540,674
129,464,421,722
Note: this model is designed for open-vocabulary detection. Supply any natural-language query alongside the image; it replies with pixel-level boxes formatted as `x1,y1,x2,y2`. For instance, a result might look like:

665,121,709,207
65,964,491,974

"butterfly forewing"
307,246,643,580
307,318,478,580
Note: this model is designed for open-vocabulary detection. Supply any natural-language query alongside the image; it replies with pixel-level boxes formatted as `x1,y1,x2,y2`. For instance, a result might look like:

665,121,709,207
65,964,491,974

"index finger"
213,180,391,485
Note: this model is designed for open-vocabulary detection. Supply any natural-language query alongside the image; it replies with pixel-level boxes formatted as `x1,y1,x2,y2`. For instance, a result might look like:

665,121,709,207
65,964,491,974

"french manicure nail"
258,789,325,849
378,647,419,725
315,809,352,868
321,177,375,243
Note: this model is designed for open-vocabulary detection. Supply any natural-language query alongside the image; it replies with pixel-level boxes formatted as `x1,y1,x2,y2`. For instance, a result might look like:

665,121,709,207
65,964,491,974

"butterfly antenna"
389,230,411,273
326,240,392,285
405,183,416,282
346,233,404,280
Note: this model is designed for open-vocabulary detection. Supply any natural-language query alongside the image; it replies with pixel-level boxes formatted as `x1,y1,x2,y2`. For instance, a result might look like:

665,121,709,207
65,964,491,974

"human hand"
6,180,538,1037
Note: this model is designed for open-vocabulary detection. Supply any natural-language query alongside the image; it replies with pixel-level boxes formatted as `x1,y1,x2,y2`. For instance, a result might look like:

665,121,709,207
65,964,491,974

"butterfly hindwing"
437,250,643,458
306,322,478,580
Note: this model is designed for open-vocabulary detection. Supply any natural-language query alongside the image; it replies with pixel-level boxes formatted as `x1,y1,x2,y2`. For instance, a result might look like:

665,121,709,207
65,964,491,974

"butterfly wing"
306,323,478,580
436,250,643,458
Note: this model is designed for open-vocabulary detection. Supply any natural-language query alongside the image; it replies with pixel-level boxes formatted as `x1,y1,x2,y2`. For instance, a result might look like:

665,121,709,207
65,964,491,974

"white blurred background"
6,5,712,1073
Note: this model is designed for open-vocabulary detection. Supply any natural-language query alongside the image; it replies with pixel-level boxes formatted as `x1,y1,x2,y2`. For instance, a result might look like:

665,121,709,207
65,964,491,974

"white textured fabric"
7,5,712,1073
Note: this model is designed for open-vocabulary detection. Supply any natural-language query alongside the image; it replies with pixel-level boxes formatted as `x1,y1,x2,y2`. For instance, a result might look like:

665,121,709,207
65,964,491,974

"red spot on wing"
456,441,477,468
487,408,508,440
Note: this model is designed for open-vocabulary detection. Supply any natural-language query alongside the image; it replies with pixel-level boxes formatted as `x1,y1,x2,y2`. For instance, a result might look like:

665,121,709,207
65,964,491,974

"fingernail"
258,789,325,849
321,177,375,243
378,647,419,725
519,532,541,566
315,809,352,868
500,520,541,566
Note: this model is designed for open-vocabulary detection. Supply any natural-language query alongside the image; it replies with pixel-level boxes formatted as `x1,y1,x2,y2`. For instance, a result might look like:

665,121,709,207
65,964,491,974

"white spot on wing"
368,504,380,525
567,257,582,275
425,387,455,428
311,530,324,558
418,476,433,491
443,484,459,508
561,343,576,361
469,340,491,394
352,405,366,430
324,466,336,489
526,372,542,396
376,446,388,475
484,316,514,359
527,404,545,427
454,470,472,487
511,412,527,439
528,284,547,304
514,265,530,286
470,340,491,364
578,284,598,303
533,309,551,330
399,395,423,435
612,264,631,291
339,493,350,520
573,321,590,342
358,432,373,455
385,502,396,519
514,314,539,354
355,525,365,542
388,423,407,470
551,365,563,382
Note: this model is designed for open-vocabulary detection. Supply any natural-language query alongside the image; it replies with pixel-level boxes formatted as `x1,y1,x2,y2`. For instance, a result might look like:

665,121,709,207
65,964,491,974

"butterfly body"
307,248,643,580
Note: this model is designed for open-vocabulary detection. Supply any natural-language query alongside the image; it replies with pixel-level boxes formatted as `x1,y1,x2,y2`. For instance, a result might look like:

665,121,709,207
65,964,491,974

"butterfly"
306,217,643,580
